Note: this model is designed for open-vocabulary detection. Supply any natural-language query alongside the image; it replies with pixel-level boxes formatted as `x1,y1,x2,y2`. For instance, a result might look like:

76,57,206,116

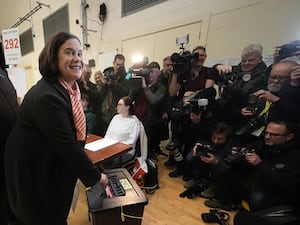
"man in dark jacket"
205,120,300,212
237,60,300,140
129,62,166,160
100,54,130,134
213,43,267,132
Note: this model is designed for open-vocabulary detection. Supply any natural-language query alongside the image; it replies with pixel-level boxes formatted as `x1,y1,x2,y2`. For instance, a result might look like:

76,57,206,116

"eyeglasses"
268,75,289,82
264,131,288,137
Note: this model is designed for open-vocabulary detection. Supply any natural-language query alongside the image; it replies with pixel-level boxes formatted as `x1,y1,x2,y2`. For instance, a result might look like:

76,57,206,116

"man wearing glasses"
233,120,300,225
237,60,300,140
204,120,300,217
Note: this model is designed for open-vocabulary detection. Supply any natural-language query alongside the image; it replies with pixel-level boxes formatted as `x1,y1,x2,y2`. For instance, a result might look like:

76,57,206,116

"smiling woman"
4,32,108,225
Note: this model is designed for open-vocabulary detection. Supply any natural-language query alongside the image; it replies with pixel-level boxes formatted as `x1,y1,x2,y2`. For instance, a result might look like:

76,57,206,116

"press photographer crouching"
179,122,234,199
236,60,299,144
204,120,300,218
167,87,216,178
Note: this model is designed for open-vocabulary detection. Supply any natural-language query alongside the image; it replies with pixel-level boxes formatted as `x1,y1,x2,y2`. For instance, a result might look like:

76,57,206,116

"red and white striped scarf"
59,79,86,141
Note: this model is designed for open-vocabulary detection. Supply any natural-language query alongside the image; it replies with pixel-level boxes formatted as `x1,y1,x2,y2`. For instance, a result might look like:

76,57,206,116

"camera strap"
258,100,272,118
251,101,272,137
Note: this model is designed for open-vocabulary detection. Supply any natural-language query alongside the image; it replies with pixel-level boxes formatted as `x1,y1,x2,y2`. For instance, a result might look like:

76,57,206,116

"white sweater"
105,114,140,156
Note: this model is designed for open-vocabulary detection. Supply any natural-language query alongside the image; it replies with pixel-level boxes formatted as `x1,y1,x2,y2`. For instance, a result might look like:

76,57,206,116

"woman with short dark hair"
5,32,108,225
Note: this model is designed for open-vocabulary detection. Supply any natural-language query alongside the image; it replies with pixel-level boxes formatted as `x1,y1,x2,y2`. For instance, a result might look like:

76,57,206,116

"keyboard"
108,175,126,197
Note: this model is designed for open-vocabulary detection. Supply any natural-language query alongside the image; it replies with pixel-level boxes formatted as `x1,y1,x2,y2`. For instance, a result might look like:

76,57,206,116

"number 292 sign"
2,28,22,65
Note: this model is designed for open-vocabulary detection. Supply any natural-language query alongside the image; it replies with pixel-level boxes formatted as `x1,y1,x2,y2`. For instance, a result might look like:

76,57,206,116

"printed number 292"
4,38,19,49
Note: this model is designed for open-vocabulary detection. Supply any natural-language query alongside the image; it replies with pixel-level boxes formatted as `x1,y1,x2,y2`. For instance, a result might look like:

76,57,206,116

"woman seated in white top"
104,96,140,168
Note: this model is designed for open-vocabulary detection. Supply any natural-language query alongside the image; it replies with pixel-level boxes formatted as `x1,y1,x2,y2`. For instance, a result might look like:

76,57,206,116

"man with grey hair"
238,60,300,138
212,43,267,133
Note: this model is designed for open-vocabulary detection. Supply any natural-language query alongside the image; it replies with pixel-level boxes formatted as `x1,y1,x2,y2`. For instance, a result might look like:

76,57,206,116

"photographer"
129,62,166,160
99,54,130,134
179,122,234,199
204,120,300,213
166,45,216,166
169,45,215,98
237,60,300,141
213,43,267,131
167,89,215,178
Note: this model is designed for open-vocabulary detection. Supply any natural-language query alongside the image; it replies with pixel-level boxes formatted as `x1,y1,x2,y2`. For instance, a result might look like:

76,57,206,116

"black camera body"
103,69,115,85
196,144,216,157
246,94,259,113
103,66,126,86
216,71,241,86
235,94,266,136
201,209,229,225
183,97,209,115
224,146,252,164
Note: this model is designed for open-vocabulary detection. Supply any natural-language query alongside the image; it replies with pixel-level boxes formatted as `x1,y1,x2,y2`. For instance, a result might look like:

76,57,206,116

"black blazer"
0,68,18,148
5,78,101,225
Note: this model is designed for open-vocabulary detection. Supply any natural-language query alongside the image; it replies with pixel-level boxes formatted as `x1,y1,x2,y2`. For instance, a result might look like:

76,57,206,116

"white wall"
2,0,300,88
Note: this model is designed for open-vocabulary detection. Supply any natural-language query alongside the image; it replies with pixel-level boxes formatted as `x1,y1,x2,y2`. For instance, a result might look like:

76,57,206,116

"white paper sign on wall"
2,28,22,65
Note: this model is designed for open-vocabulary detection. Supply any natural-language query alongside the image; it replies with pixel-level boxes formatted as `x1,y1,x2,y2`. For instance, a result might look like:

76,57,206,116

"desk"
85,134,132,166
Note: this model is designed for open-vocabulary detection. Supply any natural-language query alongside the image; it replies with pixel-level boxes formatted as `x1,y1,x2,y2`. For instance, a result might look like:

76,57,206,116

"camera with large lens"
246,94,259,113
201,209,229,225
216,71,241,86
195,144,216,157
165,141,183,162
216,70,253,89
171,51,199,75
224,146,252,164
183,98,208,115
235,94,266,136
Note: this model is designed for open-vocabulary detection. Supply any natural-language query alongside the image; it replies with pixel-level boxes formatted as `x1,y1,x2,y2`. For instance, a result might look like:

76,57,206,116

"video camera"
171,34,199,79
201,209,230,225
224,146,253,164
171,51,199,74
195,144,216,157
